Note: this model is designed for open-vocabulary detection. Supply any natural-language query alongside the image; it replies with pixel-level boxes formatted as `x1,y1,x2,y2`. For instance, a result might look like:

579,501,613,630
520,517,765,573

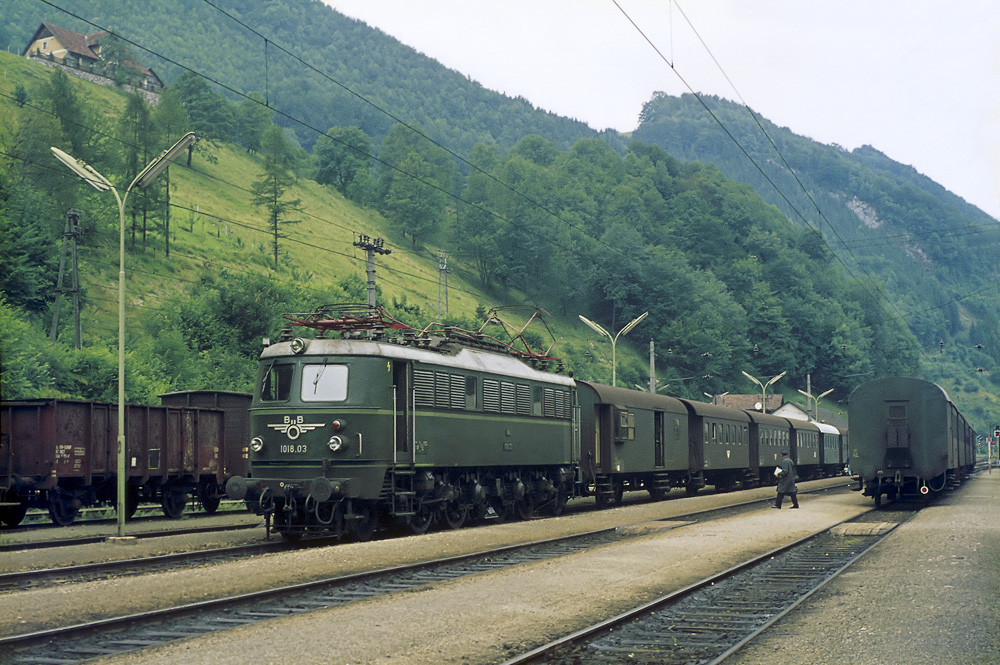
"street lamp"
578,311,648,387
797,386,834,421
52,132,195,539
703,391,729,404
741,370,787,414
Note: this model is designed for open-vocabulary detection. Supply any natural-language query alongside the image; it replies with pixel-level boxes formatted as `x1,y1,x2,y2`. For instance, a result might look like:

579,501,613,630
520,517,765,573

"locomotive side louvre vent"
414,369,472,410
516,384,531,415
451,375,466,409
500,381,516,414
413,369,435,408
543,388,557,417
561,390,571,418
484,379,501,413
434,372,450,408
543,388,571,419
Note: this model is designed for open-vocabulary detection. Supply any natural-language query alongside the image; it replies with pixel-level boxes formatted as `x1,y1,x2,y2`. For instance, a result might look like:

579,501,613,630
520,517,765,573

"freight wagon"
0,393,249,527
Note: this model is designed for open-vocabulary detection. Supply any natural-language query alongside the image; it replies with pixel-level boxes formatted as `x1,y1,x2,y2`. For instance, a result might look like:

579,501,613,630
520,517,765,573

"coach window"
301,364,349,402
260,363,293,402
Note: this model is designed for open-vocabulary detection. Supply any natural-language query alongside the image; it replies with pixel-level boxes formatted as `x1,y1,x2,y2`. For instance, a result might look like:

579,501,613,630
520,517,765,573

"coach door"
654,412,665,467
393,362,414,464
884,400,912,468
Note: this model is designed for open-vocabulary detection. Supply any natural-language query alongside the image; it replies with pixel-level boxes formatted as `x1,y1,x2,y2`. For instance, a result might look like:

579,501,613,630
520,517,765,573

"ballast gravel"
3,474,996,664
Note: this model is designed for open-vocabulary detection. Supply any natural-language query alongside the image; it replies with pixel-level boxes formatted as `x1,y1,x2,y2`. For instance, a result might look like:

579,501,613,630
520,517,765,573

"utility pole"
50,209,82,349
437,250,450,318
649,339,656,393
353,235,391,334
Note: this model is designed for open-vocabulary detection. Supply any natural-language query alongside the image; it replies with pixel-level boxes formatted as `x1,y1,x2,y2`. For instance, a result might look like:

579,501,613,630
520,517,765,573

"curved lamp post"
52,132,195,538
578,311,648,387
797,387,834,420
741,369,787,414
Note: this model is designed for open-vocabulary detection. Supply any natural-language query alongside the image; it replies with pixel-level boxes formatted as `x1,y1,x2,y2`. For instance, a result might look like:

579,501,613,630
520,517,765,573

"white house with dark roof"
22,22,163,91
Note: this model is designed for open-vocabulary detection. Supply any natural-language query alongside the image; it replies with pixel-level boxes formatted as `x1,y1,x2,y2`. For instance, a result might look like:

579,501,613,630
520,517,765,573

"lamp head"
135,132,195,188
51,147,111,192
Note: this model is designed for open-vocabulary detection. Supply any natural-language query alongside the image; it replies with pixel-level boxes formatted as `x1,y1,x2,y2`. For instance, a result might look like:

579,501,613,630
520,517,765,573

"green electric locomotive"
226,306,578,540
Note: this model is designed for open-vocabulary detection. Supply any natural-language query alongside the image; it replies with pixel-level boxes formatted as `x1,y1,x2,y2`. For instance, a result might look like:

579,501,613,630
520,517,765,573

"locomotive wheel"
548,490,567,517
441,502,468,529
0,491,28,527
48,491,80,527
161,487,187,519
488,496,510,523
515,494,535,521
407,507,433,535
348,501,377,541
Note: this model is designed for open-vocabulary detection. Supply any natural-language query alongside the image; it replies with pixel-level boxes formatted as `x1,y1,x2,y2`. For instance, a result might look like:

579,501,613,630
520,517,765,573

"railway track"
0,481,856,665
0,526,631,664
0,540,293,592
500,508,919,665
0,518,263,553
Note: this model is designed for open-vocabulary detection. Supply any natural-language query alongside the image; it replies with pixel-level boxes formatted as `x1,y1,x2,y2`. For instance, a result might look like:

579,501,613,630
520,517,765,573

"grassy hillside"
0,50,651,397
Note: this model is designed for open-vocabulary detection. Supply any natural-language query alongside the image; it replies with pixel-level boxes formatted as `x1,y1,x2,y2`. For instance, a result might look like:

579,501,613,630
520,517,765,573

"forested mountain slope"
2,0,601,154
634,93,1000,382
2,0,997,426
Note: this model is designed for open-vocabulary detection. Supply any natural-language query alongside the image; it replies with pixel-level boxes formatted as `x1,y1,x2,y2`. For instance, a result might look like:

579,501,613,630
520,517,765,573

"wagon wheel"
48,490,80,527
199,480,222,514
406,506,434,535
347,501,378,541
161,486,188,519
441,501,468,529
0,490,28,527
124,485,140,520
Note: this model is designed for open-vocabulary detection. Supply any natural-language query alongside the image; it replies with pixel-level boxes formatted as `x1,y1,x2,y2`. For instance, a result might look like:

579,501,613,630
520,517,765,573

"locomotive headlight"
289,337,307,354
331,419,346,431
328,435,345,452
250,437,264,453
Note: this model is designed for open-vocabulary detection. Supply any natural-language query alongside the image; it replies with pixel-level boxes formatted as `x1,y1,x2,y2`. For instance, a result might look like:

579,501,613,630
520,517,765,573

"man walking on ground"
772,449,799,509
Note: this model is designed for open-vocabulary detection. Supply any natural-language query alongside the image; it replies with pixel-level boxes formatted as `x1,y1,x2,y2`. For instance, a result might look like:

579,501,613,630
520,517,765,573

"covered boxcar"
1,398,226,526
849,376,976,507
576,382,689,504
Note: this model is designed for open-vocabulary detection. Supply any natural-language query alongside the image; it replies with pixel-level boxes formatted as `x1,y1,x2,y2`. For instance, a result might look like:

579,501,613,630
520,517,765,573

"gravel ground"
3,478,863,664
727,470,1000,665
0,513,266,573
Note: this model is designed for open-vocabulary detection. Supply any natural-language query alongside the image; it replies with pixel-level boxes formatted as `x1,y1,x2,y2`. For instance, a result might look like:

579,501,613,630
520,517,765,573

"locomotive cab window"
301,364,348,402
260,363,294,402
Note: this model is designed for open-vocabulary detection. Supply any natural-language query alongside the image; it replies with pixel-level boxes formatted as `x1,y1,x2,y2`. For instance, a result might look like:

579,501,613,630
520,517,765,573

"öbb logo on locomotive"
267,415,326,441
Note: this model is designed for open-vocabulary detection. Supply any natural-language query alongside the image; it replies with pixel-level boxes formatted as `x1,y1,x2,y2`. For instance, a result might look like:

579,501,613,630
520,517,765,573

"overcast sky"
323,0,999,221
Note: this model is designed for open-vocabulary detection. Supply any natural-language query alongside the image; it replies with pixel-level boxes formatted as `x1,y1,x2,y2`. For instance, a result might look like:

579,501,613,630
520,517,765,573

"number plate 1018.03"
280,443,309,454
